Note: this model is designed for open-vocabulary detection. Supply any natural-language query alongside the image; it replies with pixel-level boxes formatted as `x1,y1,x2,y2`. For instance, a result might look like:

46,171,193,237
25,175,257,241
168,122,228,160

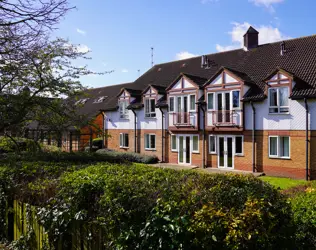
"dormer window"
75,98,88,105
268,87,289,113
145,98,156,118
119,100,129,119
94,96,107,103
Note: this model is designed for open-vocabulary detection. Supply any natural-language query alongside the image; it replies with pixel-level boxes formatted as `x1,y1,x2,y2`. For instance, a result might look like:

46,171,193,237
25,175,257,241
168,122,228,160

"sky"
53,0,316,88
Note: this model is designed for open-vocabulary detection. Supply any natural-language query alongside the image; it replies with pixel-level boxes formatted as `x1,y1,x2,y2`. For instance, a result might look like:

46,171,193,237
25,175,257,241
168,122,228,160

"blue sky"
54,0,316,88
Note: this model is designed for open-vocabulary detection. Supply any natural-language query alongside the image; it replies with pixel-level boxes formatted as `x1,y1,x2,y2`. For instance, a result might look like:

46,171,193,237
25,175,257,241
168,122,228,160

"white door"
178,135,191,164
218,135,234,168
216,92,231,124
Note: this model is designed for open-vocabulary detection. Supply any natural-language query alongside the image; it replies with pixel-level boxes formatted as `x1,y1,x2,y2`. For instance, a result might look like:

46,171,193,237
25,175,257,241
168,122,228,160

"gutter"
197,101,206,169
159,107,165,162
131,109,137,153
305,98,309,181
251,101,256,173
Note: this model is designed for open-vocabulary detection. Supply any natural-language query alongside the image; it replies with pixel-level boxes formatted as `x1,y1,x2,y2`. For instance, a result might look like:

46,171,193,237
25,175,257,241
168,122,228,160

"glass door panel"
219,136,225,167
179,136,184,163
227,137,233,168
185,136,190,164
183,96,188,124
225,93,231,123
217,93,223,123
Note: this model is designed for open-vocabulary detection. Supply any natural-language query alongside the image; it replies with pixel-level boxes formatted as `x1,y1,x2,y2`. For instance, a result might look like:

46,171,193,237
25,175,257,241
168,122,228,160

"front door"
218,135,234,168
178,135,191,164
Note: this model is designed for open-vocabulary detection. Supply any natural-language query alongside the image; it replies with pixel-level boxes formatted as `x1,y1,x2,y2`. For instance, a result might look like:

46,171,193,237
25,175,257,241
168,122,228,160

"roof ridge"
86,82,133,90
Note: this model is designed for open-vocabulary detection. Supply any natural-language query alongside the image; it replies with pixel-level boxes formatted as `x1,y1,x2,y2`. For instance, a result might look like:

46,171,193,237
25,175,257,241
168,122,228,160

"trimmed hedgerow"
96,149,159,164
0,161,294,249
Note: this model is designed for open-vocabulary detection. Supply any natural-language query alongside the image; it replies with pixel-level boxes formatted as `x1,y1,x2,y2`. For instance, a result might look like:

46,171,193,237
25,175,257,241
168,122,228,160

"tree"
0,0,106,133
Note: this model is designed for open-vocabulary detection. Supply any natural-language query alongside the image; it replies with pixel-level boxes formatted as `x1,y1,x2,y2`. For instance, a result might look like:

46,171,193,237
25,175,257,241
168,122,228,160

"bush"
96,149,159,164
291,185,316,248
40,144,62,153
0,136,39,153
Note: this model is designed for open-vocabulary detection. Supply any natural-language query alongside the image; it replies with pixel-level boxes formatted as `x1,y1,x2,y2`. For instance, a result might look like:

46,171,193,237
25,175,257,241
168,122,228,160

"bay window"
269,136,290,158
232,90,240,109
145,99,156,118
269,87,289,113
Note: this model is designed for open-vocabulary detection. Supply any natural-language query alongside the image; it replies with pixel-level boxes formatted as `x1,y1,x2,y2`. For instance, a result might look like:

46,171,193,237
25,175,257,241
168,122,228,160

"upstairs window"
169,97,175,112
145,99,156,118
232,91,240,109
145,134,156,150
269,87,289,114
207,93,214,110
120,133,129,148
119,100,129,119
190,95,196,111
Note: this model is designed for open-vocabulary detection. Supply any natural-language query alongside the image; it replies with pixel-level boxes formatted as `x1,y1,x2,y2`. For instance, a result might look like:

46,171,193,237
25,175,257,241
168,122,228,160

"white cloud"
75,44,90,53
121,69,129,73
215,22,291,52
175,51,199,60
201,0,219,4
76,28,86,35
249,0,284,12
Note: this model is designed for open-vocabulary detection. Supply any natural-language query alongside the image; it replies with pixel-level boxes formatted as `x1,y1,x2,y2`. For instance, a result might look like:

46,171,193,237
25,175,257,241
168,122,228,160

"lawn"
259,176,308,190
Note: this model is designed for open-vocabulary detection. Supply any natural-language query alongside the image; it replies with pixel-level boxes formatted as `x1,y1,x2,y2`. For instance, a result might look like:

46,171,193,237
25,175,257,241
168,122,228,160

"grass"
259,176,308,190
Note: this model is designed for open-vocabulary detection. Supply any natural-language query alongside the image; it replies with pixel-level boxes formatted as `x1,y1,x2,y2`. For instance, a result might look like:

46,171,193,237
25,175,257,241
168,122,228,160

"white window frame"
232,90,240,109
207,93,214,111
169,97,175,112
209,135,216,154
235,135,244,156
268,135,290,159
119,133,129,148
192,135,199,153
268,87,289,114
189,94,196,111
119,100,129,119
145,134,156,150
171,134,177,152
145,98,156,118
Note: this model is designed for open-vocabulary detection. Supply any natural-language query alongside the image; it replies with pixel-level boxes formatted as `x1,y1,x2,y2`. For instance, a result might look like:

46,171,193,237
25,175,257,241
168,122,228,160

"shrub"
291,185,316,248
96,149,159,164
40,144,61,153
0,136,39,153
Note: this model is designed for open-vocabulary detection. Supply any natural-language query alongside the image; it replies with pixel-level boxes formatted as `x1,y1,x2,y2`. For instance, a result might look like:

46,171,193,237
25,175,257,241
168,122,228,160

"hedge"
0,160,294,249
96,149,159,164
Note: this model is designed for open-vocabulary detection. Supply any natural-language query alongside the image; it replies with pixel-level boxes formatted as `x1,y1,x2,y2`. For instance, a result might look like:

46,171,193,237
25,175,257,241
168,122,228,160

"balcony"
173,112,194,127
209,110,241,127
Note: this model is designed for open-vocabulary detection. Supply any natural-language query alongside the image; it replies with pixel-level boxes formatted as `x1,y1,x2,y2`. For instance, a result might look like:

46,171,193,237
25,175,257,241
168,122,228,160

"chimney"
280,41,286,56
243,26,259,51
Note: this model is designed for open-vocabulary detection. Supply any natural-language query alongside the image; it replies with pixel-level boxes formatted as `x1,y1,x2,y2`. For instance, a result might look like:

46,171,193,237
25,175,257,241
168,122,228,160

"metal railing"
211,110,238,126
173,112,192,126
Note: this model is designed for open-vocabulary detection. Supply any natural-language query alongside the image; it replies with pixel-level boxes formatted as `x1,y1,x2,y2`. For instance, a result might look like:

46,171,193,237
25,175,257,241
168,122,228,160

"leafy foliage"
96,149,159,164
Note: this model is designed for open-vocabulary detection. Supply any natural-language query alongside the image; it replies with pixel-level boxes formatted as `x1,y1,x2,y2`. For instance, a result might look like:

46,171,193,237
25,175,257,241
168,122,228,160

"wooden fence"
7,200,106,249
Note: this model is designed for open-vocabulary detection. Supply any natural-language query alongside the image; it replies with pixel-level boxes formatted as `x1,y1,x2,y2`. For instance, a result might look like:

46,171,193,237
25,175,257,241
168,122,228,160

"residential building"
78,27,316,180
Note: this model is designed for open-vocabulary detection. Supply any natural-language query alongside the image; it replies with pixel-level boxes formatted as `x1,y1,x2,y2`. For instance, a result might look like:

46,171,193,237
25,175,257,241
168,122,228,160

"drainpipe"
197,101,206,169
305,98,309,181
131,109,137,153
159,107,164,162
251,101,256,173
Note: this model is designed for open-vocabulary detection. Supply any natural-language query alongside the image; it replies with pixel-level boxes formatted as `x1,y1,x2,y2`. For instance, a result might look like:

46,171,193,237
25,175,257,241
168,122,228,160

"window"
145,134,156,150
207,93,214,110
232,91,240,108
145,99,156,118
235,136,243,155
169,97,175,112
171,135,177,151
269,136,290,158
94,96,107,103
269,87,289,113
119,100,129,119
190,95,196,111
209,135,216,154
120,133,129,148
192,135,199,153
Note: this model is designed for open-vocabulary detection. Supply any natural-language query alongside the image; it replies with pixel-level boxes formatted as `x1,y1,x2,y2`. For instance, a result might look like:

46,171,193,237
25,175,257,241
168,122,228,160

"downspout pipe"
131,109,137,153
305,98,309,181
197,101,206,169
159,107,164,162
251,101,256,173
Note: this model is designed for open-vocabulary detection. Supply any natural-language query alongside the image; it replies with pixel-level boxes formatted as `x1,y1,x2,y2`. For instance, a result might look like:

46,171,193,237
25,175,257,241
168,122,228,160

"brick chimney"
243,26,259,51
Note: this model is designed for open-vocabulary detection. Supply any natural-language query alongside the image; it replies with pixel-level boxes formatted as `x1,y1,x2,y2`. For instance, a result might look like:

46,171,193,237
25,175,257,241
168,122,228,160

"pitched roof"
128,34,316,101
244,26,259,35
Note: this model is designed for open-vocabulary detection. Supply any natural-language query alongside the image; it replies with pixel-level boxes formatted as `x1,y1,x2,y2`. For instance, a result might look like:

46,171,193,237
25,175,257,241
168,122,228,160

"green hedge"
0,136,39,153
96,149,159,164
0,160,294,249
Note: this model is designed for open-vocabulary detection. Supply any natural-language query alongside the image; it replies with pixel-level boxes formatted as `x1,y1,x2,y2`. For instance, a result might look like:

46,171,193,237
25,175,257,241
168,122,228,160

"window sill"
269,156,291,160
235,154,244,157
268,112,290,115
144,116,157,119
145,149,156,151
209,152,217,155
120,147,129,149
171,150,178,153
192,151,200,154
119,118,130,120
